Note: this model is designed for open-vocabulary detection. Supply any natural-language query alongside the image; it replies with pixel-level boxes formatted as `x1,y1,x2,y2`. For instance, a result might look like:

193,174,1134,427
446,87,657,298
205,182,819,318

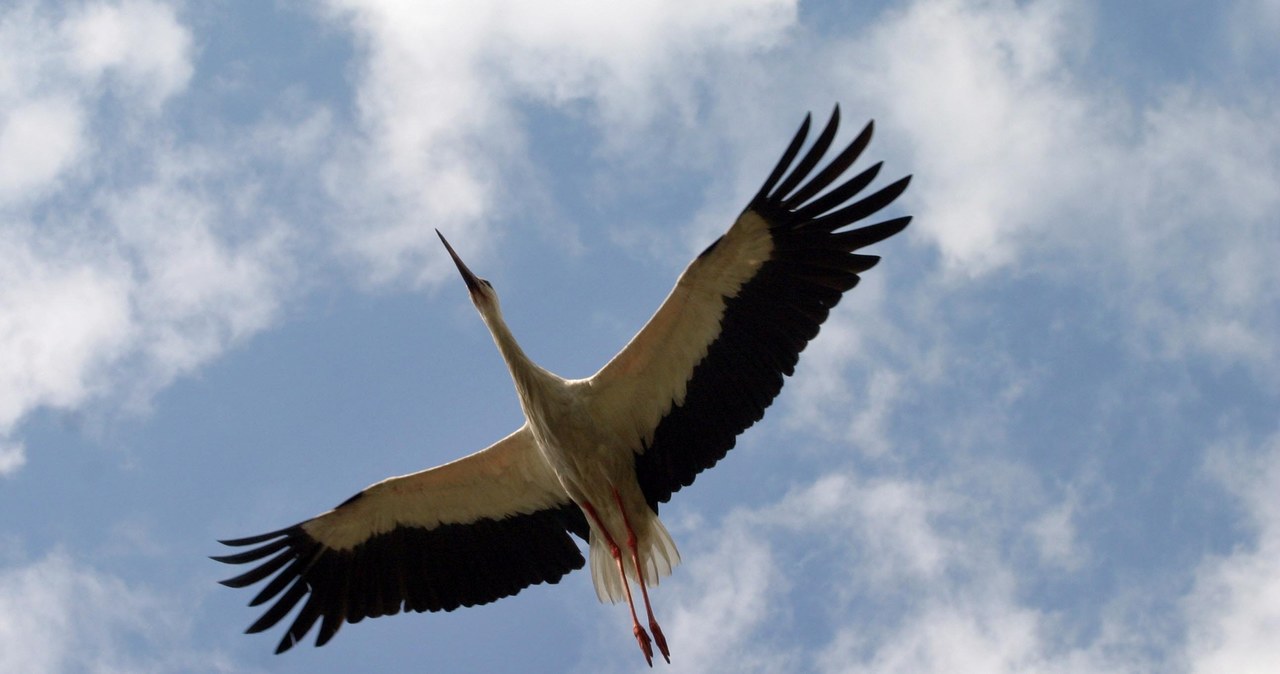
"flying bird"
215,106,911,666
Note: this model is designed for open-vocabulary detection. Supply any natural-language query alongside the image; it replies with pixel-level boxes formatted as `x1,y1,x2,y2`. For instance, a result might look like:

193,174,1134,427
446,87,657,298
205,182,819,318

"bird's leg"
612,488,670,664
581,499,654,667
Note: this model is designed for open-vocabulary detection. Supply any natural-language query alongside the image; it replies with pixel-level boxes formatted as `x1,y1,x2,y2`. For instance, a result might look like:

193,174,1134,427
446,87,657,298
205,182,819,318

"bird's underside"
215,105,912,664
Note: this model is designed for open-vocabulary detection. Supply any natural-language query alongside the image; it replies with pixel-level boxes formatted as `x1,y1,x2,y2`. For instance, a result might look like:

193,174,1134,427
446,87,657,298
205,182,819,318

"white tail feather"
589,516,681,604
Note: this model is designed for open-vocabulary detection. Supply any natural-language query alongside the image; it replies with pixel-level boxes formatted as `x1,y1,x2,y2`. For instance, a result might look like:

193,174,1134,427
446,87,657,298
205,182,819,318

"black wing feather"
215,504,588,653
772,105,841,202
635,108,912,509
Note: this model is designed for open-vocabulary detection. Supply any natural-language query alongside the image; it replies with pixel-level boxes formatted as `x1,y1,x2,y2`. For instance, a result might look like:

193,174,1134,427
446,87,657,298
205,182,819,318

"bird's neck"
481,307,556,399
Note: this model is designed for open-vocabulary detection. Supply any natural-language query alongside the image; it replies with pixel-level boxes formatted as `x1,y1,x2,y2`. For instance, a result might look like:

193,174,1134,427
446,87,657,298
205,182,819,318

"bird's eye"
481,279,493,290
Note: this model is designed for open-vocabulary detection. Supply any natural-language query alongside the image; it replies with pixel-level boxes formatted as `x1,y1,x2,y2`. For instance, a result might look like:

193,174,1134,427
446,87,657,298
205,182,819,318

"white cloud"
1028,490,1084,571
0,441,25,476
317,0,797,285
1185,432,1280,674
770,474,955,587
660,517,792,674
0,97,86,202
760,0,1280,440
815,587,1144,674
1227,0,1280,65
61,0,193,109
845,367,904,457
494,0,795,132
842,0,1103,274
1116,92,1280,371
842,0,1279,357
627,468,1156,674
98,147,296,396
0,1,311,470
0,552,233,674
635,427,1280,674
0,0,190,187
782,310,872,440
0,235,133,431
781,277,937,459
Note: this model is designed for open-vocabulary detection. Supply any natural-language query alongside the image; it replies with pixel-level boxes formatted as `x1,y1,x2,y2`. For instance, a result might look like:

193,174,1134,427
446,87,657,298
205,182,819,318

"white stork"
215,106,911,665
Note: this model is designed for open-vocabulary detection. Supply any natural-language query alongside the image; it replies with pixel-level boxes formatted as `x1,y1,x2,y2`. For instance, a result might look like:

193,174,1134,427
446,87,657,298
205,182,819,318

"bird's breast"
522,387,633,507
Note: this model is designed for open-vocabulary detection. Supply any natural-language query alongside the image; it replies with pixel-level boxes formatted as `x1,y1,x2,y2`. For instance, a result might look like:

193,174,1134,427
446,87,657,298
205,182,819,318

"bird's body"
216,106,912,665
455,251,682,605
492,368,681,606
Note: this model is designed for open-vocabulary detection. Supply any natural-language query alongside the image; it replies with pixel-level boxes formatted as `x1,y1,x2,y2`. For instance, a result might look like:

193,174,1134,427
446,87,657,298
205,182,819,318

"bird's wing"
589,106,911,509
214,425,588,654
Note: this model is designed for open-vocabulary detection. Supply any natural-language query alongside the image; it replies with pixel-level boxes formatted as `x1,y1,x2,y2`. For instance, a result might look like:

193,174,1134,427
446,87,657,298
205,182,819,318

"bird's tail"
590,515,681,604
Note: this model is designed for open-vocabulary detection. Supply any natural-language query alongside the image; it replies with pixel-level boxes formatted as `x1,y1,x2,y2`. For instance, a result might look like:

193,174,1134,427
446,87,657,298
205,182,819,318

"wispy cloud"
1185,432,1280,674
316,0,798,285
846,0,1104,274
0,552,234,673
634,467,1163,674
823,0,1280,373
61,0,193,110
0,1,317,474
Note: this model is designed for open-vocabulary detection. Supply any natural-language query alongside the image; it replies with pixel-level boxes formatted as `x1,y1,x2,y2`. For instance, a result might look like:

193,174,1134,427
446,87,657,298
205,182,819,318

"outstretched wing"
589,106,912,509
214,425,588,653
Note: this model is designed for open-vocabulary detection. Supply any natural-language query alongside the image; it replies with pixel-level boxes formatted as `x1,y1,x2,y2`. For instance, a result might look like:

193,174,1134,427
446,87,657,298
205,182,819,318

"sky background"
2,0,1278,672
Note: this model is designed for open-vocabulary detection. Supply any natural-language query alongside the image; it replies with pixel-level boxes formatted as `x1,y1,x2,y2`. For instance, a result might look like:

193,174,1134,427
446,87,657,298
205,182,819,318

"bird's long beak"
436,230,483,295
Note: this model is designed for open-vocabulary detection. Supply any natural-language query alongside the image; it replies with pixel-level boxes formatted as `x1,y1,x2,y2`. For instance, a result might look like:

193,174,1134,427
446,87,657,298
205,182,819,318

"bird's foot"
634,624,654,667
650,620,670,664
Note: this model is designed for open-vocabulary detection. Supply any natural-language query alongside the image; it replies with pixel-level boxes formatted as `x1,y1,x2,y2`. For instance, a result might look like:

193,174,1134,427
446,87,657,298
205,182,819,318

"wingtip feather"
752,111,814,205
218,526,296,547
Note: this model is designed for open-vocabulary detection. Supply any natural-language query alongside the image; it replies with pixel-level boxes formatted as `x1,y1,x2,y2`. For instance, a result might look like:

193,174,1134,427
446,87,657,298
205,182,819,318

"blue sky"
1,0,1278,672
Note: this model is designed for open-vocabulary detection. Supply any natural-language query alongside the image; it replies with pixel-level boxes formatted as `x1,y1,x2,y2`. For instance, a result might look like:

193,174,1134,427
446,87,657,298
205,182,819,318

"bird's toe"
634,624,654,667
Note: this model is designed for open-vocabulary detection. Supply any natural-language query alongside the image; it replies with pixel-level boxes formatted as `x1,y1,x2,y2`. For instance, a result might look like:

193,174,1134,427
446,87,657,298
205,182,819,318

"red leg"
612,489,670,664
581,500,654,667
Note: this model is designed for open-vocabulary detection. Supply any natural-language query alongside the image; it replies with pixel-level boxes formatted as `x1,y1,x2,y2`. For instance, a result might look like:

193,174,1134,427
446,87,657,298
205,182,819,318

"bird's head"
436,230,499,312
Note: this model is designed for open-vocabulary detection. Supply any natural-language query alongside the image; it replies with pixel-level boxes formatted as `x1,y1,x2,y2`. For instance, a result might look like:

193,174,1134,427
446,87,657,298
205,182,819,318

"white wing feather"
587,211,774,454
302,425,570,550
